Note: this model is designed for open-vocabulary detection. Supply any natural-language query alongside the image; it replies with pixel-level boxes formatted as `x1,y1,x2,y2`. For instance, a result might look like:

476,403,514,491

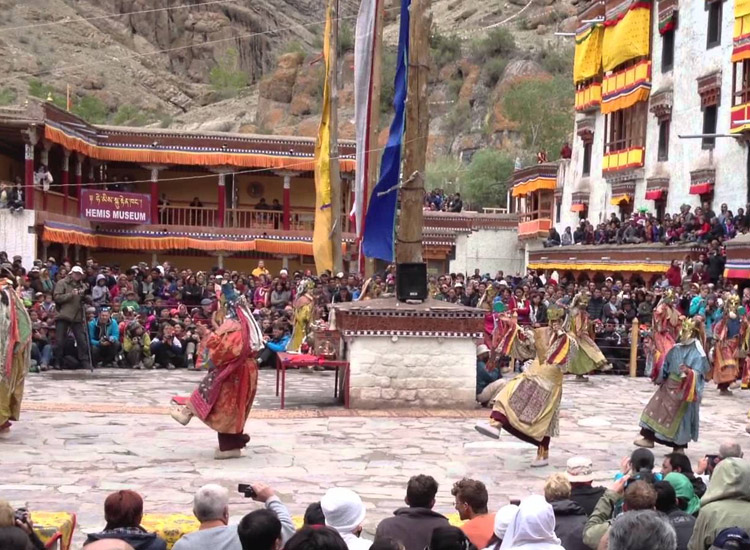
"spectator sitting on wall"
255,198,270,210
449,193,463,213
189,197,203,208
271,199,282,211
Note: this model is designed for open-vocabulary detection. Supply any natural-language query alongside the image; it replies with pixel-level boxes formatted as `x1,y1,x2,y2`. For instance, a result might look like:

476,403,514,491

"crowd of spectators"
0,178,25,214
424,189,463,213
0,251,398,372
544,203,747,248
4,446,750,550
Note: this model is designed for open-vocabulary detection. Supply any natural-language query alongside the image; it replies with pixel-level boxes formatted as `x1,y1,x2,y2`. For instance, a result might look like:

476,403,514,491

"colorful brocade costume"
171,284,264,458
650,298,680,381
0,276,32,433
637,319,709,450
480,306,577,466
566,297,608,376
492,313,536,363
711,296,741,392
290,280,315,351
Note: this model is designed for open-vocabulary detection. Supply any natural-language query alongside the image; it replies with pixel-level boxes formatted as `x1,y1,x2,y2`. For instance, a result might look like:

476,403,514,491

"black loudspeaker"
396,262,428,302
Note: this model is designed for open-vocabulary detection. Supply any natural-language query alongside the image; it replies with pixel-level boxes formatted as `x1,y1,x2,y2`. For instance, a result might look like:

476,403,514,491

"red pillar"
75,156,83,217
282,173,291,230
62,151,70,215
217,173,226,228
150,168,159,224
24,142,34,210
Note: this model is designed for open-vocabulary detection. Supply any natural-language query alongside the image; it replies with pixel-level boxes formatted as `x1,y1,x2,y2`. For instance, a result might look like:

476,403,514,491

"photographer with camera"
0,501,45,550
172,483,294,550
695,440,743,482
89,310,121,368
52,265,92,370
123,321,154,370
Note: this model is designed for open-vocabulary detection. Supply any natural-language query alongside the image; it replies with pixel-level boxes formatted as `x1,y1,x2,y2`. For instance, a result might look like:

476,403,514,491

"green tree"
426,155,463,192
72,95,109,124
209,48,248,99
464,149,514,207
502,75,574,155
0,88,17,106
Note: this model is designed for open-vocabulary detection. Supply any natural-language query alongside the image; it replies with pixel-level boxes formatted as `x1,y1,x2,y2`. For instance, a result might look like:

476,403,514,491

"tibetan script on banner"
80,189,151,224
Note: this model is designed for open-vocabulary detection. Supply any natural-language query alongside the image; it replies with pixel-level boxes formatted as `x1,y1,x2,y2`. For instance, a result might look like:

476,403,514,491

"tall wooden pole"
329,0,344,273
395,0,431,264
363,0,384,278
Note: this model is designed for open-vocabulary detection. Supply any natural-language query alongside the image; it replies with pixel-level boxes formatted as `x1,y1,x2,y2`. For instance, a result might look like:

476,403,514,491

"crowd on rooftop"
544,202,749,248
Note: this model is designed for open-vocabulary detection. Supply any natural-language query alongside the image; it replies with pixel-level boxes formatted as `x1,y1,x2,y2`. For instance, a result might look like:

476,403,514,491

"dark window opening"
582,141,593,176
658,120,670,161
655,199,666,220
555,200,561,223
702,105,718,149
662,29,675,72
707,1,722,49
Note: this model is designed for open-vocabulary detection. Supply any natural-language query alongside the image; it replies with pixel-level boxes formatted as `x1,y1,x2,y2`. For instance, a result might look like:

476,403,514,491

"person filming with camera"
172,483,294,550
0,500,45,550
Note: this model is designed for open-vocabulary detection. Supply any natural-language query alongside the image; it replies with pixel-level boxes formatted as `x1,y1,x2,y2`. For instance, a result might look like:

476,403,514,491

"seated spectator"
664,473,701,517
707,529,750,550
481,504,517,550
304,502,326,527
452,479,494,549
30,322,52,372
475,345,500,400
654,481,695,550
81,541,135,550
607,510,676,550
499,495,564,550
376,475,449,550
256,322,290,368
89,310,121,368
695,440,744,481
284,526,348,550
122,321,154,370
84,490,167,550
543,227,561,248
237,509,280,550
92,274,111,308
544,473,587,550
583,479,657,549
688,458,750,550
150,323,185,370
427,526,476,550
661,453,706,498
270,282,291,310
321,488,371,550
561,227,573,246
0,501,44,550
566,456,606,516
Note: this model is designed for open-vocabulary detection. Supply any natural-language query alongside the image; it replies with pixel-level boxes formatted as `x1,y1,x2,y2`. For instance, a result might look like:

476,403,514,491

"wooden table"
275,352,349,409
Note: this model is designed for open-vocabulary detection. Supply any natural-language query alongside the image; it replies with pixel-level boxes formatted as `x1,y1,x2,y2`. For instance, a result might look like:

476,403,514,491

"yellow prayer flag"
313,0,334,274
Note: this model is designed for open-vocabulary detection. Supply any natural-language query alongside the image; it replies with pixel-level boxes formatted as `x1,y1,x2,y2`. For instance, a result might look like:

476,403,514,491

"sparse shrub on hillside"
442,101,471,142
464,149,514,207
28,79,66,109
470,27,516,62
72,95,109,124
209,48,248,99
112,104,150,126
339,23,354,55
311,25,324,50
447,75,464,101
0,88,17,106
502,75,574,155
483,58,508,87
426,155,463,192
380,46,397,115
282,40,307,57
158,112,173,128
537,44,574,76
430,28,462,68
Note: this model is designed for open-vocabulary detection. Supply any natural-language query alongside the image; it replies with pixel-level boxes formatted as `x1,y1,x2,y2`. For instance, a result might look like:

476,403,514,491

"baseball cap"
200,298,213,306
711,528,750,550
566,456,595,483
70,266,84,275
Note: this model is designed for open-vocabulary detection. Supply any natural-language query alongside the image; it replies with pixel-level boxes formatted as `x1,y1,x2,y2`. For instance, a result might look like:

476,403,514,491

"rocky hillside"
0,0,579,160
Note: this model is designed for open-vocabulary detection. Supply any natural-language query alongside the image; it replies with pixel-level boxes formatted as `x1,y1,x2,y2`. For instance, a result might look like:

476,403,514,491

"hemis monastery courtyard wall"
556,0,750,233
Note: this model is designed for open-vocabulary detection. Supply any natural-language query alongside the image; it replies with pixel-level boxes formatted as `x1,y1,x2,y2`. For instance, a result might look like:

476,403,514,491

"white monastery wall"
0,209,36,265
450,228,524,276
347,336,476,409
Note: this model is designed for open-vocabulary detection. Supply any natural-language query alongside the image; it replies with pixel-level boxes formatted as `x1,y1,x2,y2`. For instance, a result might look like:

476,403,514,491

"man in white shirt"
173,484,295,550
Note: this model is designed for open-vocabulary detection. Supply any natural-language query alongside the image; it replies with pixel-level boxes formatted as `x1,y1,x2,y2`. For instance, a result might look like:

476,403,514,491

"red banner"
80,189,151,224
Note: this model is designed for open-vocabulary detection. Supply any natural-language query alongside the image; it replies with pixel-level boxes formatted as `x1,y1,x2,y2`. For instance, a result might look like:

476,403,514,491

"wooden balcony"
518,217,552,238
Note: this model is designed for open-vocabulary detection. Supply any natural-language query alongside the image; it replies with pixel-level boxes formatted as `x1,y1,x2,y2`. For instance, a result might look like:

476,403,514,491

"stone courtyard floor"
3,369,750,547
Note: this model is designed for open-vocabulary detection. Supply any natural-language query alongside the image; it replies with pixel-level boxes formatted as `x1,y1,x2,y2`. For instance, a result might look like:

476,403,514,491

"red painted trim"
217,180,226,228
24,156,34,210
150,179,158,224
